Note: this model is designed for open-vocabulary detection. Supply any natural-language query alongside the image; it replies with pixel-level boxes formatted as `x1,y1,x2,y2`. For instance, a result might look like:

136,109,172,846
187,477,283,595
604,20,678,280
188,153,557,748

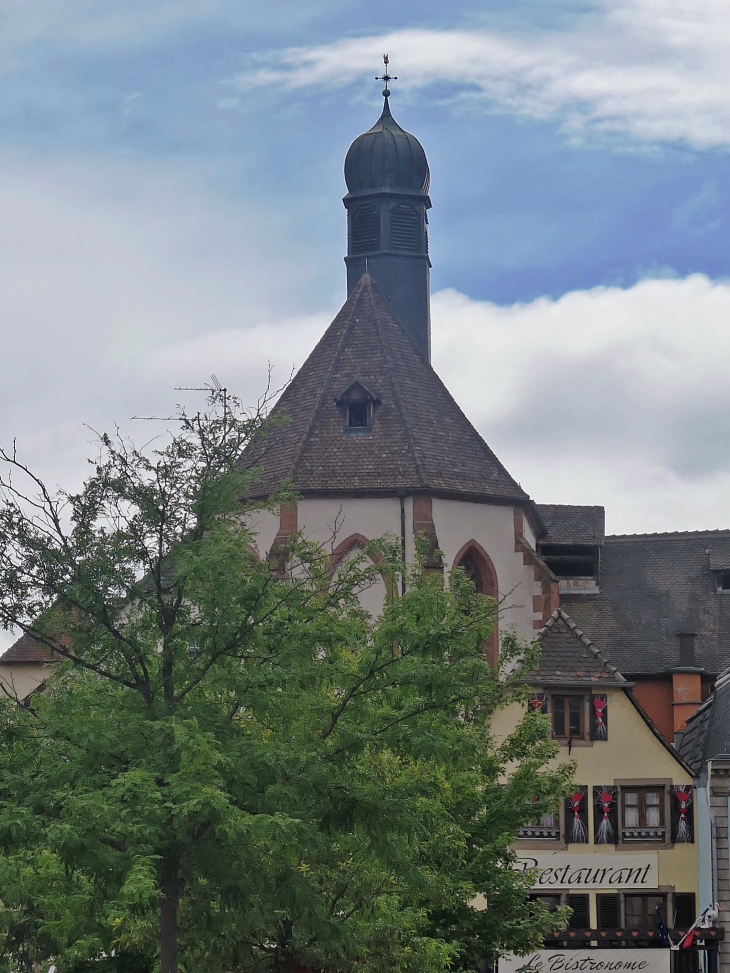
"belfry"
343,58,432,361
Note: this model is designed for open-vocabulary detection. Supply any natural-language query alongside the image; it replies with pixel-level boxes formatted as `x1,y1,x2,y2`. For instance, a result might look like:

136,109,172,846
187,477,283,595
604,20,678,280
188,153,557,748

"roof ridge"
369,286,428,487
536,607,627,682
608,529,730,541
289,278,366,480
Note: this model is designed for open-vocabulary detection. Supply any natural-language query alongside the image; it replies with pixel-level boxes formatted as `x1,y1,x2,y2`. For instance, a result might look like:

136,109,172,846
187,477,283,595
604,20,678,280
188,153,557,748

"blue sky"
2,0,730,550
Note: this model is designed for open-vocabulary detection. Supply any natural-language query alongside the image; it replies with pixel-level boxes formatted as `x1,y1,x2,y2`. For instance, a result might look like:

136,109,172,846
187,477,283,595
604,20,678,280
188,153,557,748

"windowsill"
553,736,592,748
617,839,673,851
518,827,561,840
622,827,665,841
515,837,565,850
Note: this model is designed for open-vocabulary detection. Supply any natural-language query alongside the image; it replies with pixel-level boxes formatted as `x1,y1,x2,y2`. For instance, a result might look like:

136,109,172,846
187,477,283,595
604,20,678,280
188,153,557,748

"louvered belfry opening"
351,205,380,254
343,94,433,361
390,203,420,251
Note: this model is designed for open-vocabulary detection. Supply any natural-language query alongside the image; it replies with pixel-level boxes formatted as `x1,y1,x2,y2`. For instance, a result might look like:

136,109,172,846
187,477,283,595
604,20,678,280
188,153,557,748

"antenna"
175,376,229,442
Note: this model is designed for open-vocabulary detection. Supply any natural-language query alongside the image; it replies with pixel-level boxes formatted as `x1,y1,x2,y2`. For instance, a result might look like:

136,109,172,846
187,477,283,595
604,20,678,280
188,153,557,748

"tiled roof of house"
678,666,730,774
537,504,605,546
563,530,730,675
0,632,55,664
241,274,528,502
528,607,627,686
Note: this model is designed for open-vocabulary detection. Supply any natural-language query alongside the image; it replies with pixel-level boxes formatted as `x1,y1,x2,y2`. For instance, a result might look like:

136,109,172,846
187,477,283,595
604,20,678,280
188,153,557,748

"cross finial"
375,53,397,98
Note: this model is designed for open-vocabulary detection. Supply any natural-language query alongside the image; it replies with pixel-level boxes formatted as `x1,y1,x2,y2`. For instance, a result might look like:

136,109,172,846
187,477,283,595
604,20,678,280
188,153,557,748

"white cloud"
430,274,730,533
237,2,730,148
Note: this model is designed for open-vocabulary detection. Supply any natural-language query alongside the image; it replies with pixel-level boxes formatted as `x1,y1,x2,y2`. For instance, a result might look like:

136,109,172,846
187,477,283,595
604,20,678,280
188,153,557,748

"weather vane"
375,53,397,97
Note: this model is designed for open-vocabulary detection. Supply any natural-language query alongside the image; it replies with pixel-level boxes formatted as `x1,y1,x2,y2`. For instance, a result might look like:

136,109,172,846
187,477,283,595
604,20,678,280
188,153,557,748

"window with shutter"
567,894,590,929
597,894,620,929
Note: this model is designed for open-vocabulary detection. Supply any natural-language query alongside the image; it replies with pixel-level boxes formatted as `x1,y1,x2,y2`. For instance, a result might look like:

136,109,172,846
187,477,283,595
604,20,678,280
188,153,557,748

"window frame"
550,693,588,743
614,779,673,849
518,796,562,842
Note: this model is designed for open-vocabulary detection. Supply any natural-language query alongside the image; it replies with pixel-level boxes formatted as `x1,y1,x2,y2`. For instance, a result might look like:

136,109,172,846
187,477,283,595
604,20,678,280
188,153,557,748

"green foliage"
0,393,571,973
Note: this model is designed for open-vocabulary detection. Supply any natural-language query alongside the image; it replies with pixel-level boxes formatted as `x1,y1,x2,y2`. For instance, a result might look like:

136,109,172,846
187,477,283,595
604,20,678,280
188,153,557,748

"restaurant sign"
500,951,669,973
515,854,658,890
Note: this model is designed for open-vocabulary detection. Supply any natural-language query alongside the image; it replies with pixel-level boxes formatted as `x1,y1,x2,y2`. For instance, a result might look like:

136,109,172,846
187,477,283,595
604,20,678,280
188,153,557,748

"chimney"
678,632,696,667
672,631,701,739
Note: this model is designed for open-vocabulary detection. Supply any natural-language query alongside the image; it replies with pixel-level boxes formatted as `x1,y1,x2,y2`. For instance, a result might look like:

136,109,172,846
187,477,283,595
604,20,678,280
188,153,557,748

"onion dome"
344,96,430,193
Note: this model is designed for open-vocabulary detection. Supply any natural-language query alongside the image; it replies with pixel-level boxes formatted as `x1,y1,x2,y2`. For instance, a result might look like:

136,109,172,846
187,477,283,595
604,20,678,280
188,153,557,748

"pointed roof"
242,275,528,502
529,608,627,686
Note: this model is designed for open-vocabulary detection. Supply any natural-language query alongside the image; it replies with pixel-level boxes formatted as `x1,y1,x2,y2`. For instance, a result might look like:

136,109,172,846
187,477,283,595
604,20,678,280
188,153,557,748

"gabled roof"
241,275,528,501
0,631,55,664
529,607,627,686
537,504,605,546
563,530,730,675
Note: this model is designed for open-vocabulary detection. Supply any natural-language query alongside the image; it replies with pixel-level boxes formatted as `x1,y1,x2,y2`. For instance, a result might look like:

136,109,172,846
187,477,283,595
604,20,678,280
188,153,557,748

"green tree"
0,392,571,973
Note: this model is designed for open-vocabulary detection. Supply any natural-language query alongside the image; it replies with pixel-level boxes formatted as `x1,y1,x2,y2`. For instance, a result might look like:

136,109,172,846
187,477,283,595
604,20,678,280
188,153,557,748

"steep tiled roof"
528,608,627,686
0,632,55,663
241,275,528,501
537,504,605,546
563,530,730,675
678,667,730,774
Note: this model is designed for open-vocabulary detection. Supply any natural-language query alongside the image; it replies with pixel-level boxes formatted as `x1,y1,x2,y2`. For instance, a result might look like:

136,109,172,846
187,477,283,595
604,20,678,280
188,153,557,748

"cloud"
430,274,730,532
236,2,730,149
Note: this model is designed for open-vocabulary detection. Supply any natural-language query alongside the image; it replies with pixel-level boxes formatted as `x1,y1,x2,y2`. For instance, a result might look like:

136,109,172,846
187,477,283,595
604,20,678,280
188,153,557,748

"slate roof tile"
528,608,627,686
241,275,528,502
563,530,730,675
537,504,605,546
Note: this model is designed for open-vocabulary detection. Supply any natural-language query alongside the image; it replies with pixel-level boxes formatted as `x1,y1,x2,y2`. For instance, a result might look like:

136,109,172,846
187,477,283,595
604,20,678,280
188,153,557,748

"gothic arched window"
454,542,499,665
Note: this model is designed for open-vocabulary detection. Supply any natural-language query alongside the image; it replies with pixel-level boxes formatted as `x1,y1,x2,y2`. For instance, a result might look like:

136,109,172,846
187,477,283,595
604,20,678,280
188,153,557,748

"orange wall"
632,677,674,742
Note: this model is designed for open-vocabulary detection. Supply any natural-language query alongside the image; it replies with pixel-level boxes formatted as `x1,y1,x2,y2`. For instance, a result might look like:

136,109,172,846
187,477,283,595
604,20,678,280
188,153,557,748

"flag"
655,906,670,946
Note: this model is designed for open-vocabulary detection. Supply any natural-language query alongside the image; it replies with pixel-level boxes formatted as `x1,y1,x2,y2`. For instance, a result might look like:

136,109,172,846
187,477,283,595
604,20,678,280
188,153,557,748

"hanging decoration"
672,786,694,843
568,789,588,843
529,694,547,713
590,694,608,740
594,786,616,844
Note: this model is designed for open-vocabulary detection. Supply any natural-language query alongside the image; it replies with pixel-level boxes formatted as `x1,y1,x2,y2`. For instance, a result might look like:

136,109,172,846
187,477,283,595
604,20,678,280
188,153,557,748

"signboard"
500,951,670,973
515,854,658,890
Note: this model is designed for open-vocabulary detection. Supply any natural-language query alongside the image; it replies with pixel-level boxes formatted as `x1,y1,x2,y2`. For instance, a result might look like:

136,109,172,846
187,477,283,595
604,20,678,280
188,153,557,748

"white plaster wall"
297,497,407,558
432,498,536,645
244,507,280,559
522,515,537,551
256,495,536,644
333,545,389,619
0,663,50,701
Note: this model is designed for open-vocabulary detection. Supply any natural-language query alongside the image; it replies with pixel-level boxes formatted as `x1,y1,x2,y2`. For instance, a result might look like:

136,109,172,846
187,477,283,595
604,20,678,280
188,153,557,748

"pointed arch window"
454,542,499,665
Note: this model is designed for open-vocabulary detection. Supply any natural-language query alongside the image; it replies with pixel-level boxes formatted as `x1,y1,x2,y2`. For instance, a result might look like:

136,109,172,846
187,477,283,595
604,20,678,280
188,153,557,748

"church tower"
343,61,432,361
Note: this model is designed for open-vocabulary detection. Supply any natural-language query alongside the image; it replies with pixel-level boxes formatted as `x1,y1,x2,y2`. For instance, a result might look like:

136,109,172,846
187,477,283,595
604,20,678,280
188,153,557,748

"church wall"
432,498,536,645
245,507,280,560
297,496,408,559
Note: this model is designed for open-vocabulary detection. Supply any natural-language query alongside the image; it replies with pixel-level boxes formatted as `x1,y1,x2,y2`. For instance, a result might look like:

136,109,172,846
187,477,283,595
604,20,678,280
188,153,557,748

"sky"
2,0,730,549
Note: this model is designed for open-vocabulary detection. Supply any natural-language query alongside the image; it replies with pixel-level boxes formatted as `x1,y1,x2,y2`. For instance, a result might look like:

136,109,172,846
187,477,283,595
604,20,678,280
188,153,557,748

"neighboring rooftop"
537,504,605,546
0,631,55,664
678,666,730,774
528,608,627,686
241,274,530,503
564,530,730,675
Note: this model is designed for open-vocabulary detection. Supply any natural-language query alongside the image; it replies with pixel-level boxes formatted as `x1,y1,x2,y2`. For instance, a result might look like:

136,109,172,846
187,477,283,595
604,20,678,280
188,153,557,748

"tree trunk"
160,874,179,973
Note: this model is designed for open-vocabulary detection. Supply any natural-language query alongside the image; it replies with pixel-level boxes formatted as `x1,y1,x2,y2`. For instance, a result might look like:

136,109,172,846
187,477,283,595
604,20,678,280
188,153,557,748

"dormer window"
717,571,730,593
335,380,381,437
348,401,369,429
